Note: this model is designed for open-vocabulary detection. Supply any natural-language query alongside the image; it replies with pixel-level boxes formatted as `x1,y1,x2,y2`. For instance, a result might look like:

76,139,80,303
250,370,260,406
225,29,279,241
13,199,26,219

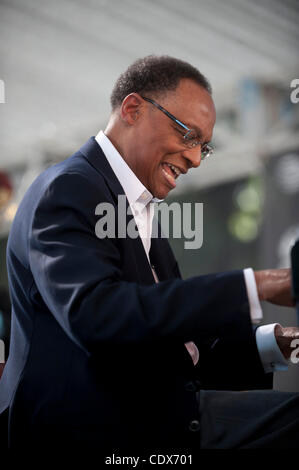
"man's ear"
120,93,143,125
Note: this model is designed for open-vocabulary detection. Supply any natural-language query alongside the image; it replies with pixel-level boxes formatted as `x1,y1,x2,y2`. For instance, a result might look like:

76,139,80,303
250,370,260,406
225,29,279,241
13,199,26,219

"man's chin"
153,187,171,200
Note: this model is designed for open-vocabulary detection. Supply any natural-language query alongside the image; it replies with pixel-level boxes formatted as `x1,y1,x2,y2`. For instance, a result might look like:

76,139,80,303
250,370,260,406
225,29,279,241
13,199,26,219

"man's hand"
274,325,299,360
254,268,295,307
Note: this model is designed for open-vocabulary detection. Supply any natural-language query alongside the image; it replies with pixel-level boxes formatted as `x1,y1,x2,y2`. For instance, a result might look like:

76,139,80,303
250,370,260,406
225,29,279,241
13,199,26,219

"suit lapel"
149,233,180,281
79,136,124,204
79,137,155,285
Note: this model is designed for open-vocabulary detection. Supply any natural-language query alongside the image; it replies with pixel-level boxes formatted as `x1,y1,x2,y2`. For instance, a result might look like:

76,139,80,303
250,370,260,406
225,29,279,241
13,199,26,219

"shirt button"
140,191,148,200
189,419,200,432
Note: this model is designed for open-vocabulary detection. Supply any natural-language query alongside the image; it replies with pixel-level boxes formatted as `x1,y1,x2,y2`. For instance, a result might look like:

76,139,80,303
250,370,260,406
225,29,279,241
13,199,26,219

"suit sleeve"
29,172,255,356
194,325,273,390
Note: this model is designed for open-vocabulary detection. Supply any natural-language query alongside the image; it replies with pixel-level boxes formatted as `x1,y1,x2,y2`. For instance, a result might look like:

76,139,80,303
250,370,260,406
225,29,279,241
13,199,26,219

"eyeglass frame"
140,95,214,160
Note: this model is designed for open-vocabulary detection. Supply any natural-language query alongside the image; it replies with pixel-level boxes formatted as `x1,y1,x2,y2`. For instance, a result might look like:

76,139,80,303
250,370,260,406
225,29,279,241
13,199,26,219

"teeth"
166,163,181,178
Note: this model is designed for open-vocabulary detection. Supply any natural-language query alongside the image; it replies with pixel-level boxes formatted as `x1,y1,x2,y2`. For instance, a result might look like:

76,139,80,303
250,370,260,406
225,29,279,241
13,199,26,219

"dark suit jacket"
0,137,272,452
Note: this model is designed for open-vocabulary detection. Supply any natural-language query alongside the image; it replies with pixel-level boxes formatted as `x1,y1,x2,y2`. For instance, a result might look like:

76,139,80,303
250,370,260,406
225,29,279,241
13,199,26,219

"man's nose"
181,146,202,168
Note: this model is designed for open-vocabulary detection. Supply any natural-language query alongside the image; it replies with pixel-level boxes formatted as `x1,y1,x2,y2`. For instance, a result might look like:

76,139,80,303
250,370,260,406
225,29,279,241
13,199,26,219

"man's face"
124,79,216,199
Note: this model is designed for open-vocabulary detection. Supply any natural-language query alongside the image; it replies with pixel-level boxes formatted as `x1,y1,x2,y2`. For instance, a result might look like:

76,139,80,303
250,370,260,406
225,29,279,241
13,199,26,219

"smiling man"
105,77,215,199
0,55,299,454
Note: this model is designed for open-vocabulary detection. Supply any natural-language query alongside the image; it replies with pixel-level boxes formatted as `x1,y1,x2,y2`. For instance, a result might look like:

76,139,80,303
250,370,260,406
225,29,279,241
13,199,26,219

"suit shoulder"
34,171,114,219
29,155,110,205
10,157,112,240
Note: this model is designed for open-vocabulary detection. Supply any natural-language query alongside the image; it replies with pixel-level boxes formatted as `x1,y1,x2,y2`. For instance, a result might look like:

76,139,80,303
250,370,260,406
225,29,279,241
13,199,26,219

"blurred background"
0,0,299,389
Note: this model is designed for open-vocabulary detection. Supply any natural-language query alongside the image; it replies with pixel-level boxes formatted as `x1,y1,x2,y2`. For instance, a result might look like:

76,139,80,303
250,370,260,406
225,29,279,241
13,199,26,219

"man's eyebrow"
173,121,210,143
192,126,203,139
191,126,213,144
187,124,206,141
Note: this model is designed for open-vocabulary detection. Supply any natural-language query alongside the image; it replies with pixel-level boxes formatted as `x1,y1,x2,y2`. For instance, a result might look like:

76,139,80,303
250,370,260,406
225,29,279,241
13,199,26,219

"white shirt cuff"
243,268,289,373
243,268,263,324
256,323,289,373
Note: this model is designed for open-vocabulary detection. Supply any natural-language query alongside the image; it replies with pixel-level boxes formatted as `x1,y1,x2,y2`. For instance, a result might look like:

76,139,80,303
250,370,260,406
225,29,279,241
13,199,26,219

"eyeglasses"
141,96,214,161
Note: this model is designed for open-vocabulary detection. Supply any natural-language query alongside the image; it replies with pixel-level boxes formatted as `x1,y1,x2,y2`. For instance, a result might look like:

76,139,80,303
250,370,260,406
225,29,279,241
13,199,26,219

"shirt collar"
95,130,157,210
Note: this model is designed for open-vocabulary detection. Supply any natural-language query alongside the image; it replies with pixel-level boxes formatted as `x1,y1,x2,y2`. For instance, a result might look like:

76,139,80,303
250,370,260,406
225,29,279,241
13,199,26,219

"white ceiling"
0,0,299,190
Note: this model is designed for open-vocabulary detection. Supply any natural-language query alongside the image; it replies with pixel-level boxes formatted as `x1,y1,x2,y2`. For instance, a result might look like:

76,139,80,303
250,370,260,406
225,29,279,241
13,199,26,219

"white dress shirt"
95,130,288,373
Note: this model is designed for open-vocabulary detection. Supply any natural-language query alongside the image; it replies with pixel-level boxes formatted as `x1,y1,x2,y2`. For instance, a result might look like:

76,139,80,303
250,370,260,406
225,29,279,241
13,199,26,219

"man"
0,55,298,453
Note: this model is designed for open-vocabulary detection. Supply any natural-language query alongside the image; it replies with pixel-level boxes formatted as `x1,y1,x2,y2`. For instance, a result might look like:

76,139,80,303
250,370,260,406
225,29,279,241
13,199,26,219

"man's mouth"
161,162,182,188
